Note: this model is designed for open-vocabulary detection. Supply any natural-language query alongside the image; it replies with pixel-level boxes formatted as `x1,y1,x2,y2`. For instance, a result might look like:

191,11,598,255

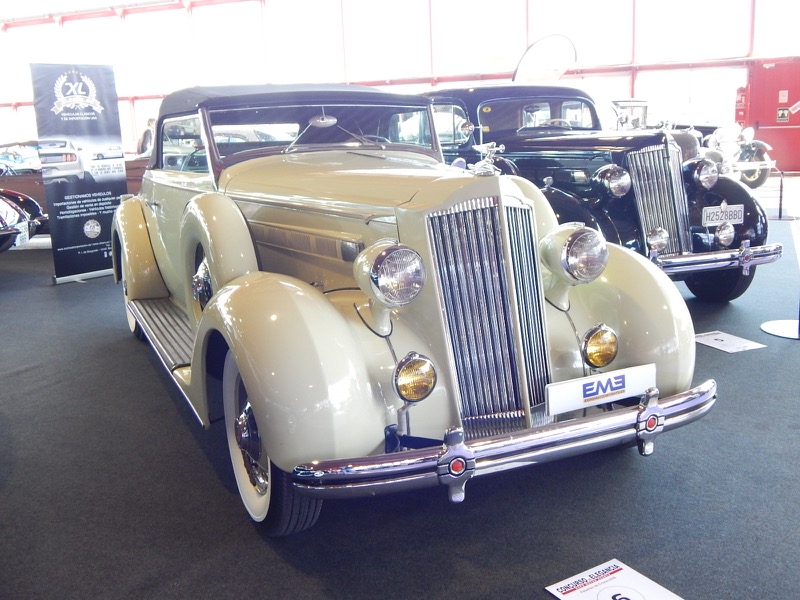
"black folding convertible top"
423,84,596,106
158,84,433,119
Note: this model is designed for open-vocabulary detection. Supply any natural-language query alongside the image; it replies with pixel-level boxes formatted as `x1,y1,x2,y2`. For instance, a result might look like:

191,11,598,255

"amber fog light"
715,222,735,248
582,324,618,368
394,353,436,402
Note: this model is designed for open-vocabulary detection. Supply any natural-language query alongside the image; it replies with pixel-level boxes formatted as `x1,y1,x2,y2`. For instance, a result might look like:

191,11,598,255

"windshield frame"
196,101,441,180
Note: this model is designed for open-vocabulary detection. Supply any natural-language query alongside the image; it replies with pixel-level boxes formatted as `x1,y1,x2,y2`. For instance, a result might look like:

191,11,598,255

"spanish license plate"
702,204,744,226
545,364,656,416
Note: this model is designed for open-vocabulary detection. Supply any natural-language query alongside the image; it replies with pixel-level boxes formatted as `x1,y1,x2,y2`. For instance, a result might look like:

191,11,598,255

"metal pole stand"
761,318,800,340
761,171,799,339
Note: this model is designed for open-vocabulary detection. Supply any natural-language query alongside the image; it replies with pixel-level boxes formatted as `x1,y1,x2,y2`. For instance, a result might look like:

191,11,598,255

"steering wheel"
181,149,208,172
544,119,572,129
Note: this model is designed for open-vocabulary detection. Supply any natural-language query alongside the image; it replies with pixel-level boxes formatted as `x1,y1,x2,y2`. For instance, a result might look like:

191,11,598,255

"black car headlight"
593,164,631,198
687,158,719,189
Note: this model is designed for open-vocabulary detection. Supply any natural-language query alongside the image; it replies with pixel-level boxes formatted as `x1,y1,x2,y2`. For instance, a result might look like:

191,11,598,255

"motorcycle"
703,123,775,189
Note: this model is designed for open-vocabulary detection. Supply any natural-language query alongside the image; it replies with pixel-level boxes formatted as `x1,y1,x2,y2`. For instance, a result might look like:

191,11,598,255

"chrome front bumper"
732,159,776,172
292,379,717,503
655,240,783,276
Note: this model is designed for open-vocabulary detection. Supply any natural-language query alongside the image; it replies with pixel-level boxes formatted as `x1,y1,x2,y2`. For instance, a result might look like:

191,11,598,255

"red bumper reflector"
449,457,467,476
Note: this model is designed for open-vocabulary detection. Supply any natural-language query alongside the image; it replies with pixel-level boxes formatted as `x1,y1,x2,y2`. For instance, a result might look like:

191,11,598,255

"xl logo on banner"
51,70,104,116
31,63,125,284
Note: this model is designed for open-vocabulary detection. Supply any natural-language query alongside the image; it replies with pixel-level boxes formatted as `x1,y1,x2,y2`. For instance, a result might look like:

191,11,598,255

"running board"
128,298,193,370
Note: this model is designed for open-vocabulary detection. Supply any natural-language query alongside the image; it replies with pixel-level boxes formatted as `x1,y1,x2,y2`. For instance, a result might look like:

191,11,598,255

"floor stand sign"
30,63,127,284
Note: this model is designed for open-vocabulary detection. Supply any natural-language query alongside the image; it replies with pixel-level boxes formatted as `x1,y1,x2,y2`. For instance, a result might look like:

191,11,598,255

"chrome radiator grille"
626,140,692,255
427,197,551,439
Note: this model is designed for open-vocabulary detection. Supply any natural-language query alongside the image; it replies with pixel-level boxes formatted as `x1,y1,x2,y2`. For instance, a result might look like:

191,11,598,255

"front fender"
540,185,622,245
568,244,695,396
193,271,385,472
110,195,168,298
691,176,769,245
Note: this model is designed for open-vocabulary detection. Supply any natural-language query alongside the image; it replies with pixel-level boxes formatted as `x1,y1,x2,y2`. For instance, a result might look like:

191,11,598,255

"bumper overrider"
655,240,782,276
292,379,717,503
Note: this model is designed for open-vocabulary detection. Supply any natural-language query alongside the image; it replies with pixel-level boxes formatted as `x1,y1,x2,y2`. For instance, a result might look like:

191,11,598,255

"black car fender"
688,176,769,247
539,185,623,245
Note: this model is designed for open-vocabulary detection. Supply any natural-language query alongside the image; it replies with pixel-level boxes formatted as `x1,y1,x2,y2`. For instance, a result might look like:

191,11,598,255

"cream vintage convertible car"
112,84,717,535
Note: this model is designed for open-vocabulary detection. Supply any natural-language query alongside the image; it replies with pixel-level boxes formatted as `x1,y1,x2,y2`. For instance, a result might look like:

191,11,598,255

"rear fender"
192,271,384,472
111,195,168,298
747,140,772,154
179,192,258,327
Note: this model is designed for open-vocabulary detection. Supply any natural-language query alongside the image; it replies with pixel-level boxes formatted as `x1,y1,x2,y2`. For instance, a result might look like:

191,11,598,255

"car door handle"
145,200,160,209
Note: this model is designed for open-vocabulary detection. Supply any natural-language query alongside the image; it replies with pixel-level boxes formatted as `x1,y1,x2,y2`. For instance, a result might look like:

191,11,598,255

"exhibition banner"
30,63,127,283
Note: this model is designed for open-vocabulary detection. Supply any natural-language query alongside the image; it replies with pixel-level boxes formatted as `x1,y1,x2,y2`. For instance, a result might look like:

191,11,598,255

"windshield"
207,103,437,163
478,97,599,140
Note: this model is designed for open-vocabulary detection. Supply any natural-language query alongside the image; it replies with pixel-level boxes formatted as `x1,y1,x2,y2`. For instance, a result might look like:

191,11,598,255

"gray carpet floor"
1,178,798,599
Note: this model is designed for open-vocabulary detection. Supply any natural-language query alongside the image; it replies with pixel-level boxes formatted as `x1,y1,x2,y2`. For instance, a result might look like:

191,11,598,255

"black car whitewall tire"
684,265,757,302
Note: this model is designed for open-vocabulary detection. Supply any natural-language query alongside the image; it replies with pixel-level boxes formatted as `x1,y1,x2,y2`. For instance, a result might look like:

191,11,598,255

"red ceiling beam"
0,0,252,30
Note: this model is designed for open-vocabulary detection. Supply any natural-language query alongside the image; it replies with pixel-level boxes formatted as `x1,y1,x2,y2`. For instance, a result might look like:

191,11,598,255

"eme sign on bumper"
545,364,656,416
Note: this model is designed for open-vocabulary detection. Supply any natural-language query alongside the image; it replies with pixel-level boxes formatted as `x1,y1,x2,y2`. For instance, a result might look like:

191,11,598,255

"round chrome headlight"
540,223,608,284
646,227,669,253
394,353,437,402
715,221,736,248
565,229,608,282
582,324,618,368
692,159,719,189
594,164,631,198
354,240,426,307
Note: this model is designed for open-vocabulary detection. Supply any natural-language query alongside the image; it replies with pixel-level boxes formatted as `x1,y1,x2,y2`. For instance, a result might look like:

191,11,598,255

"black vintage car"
425,84,782,302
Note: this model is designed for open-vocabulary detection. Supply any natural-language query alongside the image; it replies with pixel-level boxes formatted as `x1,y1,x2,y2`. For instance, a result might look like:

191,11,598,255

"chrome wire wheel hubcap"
234,397,269,496
191,257,213,309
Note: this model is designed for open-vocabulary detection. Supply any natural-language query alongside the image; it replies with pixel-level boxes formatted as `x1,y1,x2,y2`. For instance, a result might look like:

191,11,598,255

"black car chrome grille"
427,197,551,439
627,140,692,255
